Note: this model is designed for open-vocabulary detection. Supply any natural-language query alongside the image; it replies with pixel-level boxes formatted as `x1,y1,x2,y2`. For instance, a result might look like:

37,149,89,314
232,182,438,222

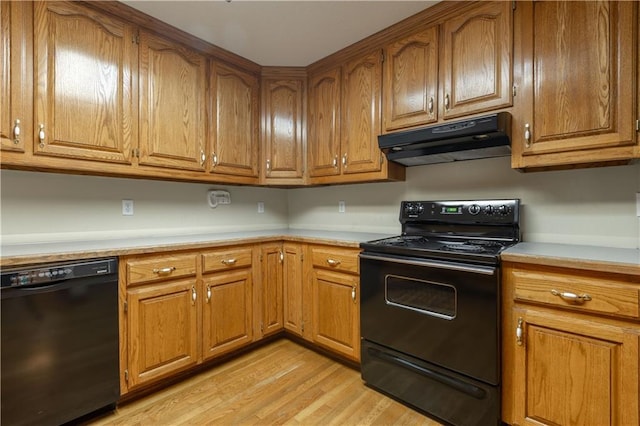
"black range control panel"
401,199,520,224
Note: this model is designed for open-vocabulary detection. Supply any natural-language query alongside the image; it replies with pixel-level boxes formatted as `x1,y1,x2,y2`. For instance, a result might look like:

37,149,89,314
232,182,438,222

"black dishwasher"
1,257,120,426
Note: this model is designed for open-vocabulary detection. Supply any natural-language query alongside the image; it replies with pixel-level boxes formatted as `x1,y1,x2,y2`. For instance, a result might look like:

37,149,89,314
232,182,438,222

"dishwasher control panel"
1,258,117,288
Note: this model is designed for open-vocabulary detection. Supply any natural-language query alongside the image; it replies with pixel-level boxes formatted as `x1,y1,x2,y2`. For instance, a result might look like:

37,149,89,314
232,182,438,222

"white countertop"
502,242,640,275
0,229,395,266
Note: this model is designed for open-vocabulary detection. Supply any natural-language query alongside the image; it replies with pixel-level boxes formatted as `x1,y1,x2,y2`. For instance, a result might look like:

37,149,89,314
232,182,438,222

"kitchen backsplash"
2,157,639,249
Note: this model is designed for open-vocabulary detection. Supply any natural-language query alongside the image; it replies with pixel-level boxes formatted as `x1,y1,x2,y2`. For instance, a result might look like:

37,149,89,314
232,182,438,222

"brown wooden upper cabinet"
308,51,405,184
260,71,306,185
138,30,207,172
209,61,260,183
383,1,512,132
511,0,638,170
1,1,31,154
32,1,137,164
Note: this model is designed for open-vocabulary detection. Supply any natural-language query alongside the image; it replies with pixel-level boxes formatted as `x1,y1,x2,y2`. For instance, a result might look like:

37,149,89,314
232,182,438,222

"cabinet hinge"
133,32,140,44
259,254,263,262
124,301,128,313
300,254,304,262
260,322,264,333
131,148,140,158
124,369,129,382
512,0,516,10
301,322,305,332
380,51,385,63
380,152,384,165
512,85,517,98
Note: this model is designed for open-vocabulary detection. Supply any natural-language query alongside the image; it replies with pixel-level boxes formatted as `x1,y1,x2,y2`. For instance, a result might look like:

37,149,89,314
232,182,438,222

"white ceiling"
122,1,437,66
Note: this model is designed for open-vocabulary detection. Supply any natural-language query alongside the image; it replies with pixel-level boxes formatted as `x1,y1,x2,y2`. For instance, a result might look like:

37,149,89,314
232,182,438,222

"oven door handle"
359,253,496,275
367,347,487,400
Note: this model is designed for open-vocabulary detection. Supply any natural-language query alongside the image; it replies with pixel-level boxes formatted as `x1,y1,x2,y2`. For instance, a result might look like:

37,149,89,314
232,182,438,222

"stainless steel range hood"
378,112,511,166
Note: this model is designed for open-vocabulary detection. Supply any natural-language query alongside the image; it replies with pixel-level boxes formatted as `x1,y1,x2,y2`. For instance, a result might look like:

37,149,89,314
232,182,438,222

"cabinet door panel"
311,269,359,360
262,79,304,181
1,1,31,153
307,67,341,178
138,31,206,171
283,243,303,335
383,26,438,131
441,1,512,119
260,244,284,336
33,1,135,163
512,309,639,426
202,270,253,360
211,62,259,178
342,51,383,175
514,0,635,165
127,278,198,389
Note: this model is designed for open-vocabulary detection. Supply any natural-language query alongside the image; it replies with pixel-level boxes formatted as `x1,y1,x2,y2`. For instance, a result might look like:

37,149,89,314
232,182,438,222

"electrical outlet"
338,200,346,213
258,201,264,213
636,193,640,217
122,199,134,216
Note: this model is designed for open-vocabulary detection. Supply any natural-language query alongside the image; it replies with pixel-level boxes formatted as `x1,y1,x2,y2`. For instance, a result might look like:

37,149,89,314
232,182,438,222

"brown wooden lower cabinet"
120,241,362,395
502,261,640,426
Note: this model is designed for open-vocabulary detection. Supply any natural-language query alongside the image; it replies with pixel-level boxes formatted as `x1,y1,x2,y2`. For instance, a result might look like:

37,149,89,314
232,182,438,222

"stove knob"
468,204,481,215
497,205,509,216
483,205,494,215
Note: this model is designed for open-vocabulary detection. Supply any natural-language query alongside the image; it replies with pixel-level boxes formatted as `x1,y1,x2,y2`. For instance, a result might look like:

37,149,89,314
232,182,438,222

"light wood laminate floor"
90,339,441,425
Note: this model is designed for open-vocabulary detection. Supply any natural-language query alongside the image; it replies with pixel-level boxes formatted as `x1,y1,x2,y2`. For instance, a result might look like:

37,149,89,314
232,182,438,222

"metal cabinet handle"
326,258,341,267
524,123,531,147
279,250,284,263
38,124,45,147
342,154,347,169
444,94,450,110
221,258,237,266
551,289,592,304
351,286,357,302
13,119,21,144
191,286,197,304
200,150,206,166
212,153,218,167
428,97,434,114
152,266,176,276
206,285,211,303
516,317,524,346
266,159,271,172
332,156,338,168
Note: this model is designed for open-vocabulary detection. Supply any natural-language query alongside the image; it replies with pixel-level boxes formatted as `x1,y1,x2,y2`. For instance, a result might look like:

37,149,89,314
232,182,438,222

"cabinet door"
511,308,639,426
513,1,636,167
307,67,341,178
311,268,360,361
210,62,259,179
341,50,383,175
127,278,198,389
33,1,135,163
259,244,284,337
202,269,253,360
440,1,512,119
1,1,31,153
138,31,206,172
262,78,305,183
383,26,438,132
283,243,304,336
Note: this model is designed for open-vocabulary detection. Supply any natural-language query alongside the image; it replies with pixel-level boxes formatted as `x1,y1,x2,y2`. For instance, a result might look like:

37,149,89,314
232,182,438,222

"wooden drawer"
310,246,360,274
511,266,640,320
126,253,197,286
202,246,253,274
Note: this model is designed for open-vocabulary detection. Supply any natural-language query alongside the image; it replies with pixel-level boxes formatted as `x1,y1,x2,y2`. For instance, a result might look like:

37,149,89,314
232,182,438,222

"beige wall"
2,158,639,249
288,158,640,249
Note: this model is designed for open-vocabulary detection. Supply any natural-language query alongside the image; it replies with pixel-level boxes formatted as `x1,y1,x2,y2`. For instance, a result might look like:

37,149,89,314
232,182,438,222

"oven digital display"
441,206,462,214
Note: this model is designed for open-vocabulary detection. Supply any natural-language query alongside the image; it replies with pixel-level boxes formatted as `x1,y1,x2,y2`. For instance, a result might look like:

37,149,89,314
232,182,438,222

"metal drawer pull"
38,124,46,147
279,251,284,263
326,258,341,267
152,266,176,276
191,286,197,304
551,289,592,304
332,155,338,168
516,318,524,346
206,285,211,303
444,94,450,110
428,97,434,114
351,286,357,302
524,123,531,147
221,258,237,266
13,119,21,144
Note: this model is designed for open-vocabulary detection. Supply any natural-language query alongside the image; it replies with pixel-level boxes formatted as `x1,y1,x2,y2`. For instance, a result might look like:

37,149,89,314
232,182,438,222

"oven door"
360,252,500,385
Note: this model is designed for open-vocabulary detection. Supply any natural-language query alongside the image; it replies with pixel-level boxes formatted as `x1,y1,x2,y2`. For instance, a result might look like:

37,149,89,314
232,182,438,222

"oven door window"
384,274,456,320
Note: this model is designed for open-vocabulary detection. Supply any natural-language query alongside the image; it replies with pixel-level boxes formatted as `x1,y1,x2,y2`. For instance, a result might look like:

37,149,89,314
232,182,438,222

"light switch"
258,201,265,213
